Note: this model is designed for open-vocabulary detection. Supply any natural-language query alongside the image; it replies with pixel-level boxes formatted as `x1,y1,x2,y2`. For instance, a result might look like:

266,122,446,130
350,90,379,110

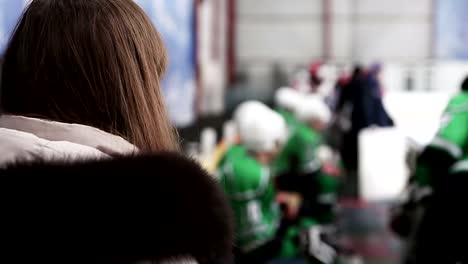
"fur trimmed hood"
0,152,234,264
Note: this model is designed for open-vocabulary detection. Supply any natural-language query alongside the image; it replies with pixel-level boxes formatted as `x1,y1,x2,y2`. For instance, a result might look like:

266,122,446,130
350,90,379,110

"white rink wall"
358,60,468,201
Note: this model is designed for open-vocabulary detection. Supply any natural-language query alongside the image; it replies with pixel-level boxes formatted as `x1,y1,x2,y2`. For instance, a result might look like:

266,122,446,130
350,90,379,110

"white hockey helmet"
233,101,271,126
269,109,289,145
294,95,331,124
236,104,287,152
274,87,301,111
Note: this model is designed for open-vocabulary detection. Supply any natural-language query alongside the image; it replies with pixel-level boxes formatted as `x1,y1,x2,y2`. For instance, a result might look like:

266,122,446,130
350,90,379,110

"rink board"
358,127,409,201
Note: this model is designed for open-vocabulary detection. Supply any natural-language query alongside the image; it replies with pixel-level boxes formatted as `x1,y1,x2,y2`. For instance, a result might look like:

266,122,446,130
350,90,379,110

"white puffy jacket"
0,115,137,166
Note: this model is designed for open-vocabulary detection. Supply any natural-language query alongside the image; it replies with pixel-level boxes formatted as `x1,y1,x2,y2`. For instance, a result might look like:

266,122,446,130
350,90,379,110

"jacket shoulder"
0,127,106,167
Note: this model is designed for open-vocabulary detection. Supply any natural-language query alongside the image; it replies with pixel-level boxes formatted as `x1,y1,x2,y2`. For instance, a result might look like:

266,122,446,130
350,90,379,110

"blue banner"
436,0,468,60
135,0,197,127
0,0,27,55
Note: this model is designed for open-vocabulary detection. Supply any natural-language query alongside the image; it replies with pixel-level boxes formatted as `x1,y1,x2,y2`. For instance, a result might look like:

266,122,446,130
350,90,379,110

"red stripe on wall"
227,0,236,85
323,0,332,61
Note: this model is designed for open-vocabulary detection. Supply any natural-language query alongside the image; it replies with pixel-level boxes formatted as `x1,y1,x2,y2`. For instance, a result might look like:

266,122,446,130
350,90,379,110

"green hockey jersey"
280,217,318,258
274,123,322,177
218,152,280,253
217,144,247,169
315,172,339,224
415,91,468,187
280,217,338,264
274,123,339,224
276,107,300,131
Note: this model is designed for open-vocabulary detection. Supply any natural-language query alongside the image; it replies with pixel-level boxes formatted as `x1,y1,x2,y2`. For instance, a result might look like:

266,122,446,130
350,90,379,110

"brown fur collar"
0,152,234,264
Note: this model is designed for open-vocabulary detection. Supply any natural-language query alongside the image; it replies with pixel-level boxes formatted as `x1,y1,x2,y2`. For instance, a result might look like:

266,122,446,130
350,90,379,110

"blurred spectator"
0,0,233,263
365,63,394,127
329,67,352,113
334,65,394,196
309,61,324,93
326,66,352,151
335,66,366,173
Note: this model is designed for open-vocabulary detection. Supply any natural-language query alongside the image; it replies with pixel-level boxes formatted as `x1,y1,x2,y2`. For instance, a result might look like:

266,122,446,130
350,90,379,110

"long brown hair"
1,0,179,152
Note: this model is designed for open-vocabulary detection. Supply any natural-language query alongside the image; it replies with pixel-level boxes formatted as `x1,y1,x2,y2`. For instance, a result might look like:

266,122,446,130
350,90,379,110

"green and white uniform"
391,93,468,239
276,129,339,261
218,153,280,253
315,173,339,224
217,144,247,169
275,123,322,177
274,123,338,224
276,107,300,131
280,217,319,258
280,217,338,264
415,91,468,187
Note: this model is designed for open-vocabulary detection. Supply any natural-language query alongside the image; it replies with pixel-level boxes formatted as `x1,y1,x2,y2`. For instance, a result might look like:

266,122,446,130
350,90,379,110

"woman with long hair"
0,1,233,263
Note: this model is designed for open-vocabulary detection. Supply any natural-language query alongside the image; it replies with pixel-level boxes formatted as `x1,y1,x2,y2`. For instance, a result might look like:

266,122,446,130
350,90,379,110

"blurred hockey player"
218,101,288,264
295,96,331,135
275,96,340,263
392,75,468,239
217,101,271,169
412,82,468,259
275,95,339,223
405,159,468,264
414,75,468,188
295,96,339,223
274,87,302,129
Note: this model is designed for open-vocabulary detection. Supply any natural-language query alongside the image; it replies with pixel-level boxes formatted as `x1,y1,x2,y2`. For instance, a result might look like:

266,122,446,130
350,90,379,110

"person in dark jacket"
335,65,394,197
335,66,365,173
0,0,234,263
365,63,394,127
